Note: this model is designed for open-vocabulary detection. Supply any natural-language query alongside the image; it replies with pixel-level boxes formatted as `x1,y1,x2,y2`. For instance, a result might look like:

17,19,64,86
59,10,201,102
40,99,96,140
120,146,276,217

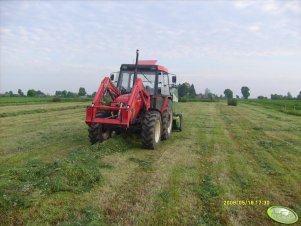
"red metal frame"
160,96,169,113
138,60,157,65
86,77,151,128
157,65,168,73
93,77,121,104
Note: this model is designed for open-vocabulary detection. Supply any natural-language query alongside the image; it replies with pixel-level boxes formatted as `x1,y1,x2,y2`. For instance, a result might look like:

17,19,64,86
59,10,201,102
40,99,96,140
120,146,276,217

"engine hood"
115,94,130,103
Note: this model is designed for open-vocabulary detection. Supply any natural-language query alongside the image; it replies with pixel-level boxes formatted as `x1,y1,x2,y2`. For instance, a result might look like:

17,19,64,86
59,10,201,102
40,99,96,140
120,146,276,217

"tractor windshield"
117,71,156,94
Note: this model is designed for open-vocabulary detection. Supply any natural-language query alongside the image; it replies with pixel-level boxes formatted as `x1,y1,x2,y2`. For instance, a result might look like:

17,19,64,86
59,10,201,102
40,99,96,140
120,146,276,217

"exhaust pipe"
133,49,139,83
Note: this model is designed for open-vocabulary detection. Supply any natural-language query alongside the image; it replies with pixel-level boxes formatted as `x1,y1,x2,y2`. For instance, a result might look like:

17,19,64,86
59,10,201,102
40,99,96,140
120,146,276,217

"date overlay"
223,200,270,206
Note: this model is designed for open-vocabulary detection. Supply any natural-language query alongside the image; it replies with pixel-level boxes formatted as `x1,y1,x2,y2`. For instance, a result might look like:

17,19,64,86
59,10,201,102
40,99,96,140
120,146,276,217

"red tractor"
85,50,182,149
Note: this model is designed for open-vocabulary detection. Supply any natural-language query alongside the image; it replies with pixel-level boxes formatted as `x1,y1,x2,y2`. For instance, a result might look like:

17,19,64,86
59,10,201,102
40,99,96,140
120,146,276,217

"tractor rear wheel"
141,111,162,149
161,100,173,140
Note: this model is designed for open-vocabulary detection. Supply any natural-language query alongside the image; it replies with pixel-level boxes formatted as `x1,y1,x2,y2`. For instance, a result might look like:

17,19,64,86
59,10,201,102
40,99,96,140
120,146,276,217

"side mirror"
172,76,177,83
110,74,114,81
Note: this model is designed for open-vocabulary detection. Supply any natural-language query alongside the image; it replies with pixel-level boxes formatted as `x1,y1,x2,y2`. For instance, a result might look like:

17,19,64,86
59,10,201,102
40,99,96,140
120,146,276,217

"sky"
0,0,300,98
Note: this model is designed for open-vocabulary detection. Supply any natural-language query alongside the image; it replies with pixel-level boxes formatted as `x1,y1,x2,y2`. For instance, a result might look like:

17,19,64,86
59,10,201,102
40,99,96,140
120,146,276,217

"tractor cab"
110,61,177,97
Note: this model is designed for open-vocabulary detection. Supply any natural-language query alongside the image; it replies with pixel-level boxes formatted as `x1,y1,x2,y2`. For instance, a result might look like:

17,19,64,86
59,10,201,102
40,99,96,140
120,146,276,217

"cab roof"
120,60,168,73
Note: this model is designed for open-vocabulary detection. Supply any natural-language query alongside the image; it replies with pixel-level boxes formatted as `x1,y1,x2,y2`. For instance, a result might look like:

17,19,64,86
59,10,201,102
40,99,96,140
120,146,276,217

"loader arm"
86,77,151,128
93,77,121,105
126,78,151,123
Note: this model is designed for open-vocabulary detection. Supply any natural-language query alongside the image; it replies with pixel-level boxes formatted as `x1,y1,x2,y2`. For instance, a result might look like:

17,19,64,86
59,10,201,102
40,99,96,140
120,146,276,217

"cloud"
0,1,300,96
1,1,300,60
233,0,256,9
248,24,260,32
234,0,301,15
262,0,280,14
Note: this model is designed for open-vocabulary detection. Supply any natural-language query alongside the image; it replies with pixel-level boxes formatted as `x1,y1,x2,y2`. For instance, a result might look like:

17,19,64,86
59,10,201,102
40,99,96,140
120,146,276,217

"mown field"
0,97,92,106
0,98,300,226
240,99,301,116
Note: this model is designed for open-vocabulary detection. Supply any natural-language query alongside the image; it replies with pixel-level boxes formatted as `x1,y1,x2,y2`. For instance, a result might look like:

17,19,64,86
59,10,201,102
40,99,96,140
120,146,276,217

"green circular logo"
267,206,298,224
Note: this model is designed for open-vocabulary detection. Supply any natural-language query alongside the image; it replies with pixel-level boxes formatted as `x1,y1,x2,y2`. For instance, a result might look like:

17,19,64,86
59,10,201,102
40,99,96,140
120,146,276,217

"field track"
0,101,300,226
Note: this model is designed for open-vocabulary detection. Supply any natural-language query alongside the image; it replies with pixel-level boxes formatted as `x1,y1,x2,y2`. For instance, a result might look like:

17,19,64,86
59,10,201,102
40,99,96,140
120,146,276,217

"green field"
0,97,93,106
240,99,301,116
0,99,300,225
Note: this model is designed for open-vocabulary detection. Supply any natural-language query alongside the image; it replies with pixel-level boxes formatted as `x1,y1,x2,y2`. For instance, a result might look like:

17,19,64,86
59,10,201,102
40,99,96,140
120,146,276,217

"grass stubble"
0,100,300,225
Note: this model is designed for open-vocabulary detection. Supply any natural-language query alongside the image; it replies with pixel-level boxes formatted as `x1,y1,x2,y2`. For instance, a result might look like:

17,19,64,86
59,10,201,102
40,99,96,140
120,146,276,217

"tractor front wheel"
88,124,111,144
161,100,173,140
141,111,162,149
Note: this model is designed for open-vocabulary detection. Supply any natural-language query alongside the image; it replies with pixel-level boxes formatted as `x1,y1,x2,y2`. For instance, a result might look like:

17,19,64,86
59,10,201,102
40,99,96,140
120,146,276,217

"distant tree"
204,88,211,99
297,91,301,100
224,89,233,99
78,87,86,96
208,92,213,100
178,83,190,98
66,91,77,98
55,90,77,98
178,84,184,97
287,92,293,100
271,94,284,100
55,91,62,96
18,89,24,96
62,90,68,97
36,90,46,97
92,92,96,97
257,96,265,99
175,82,198,99
27,89,36,97
26,89,45,97
189,84,197,98
241,86,250,99
236,95,240,99
4,91,14,97
196,93,203,99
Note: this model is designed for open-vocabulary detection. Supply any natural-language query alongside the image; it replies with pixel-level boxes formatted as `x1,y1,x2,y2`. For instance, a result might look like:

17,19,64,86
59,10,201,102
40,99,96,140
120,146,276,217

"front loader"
85,50,182,149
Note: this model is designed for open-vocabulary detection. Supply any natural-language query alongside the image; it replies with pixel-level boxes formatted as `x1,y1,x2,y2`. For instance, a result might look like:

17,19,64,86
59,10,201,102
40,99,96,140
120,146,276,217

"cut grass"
0,101,89,116
0,100,300,225
0,96,92,105
128,157,152,170
1,148,103,209
0,134,136,225
0,104,87,117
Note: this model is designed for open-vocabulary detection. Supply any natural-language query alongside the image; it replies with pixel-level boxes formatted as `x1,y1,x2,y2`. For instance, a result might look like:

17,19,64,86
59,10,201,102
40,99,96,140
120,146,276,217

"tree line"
177,84,251,100
270,91,301,100
2,85,301,100
179,84,301,100
1,87,90,98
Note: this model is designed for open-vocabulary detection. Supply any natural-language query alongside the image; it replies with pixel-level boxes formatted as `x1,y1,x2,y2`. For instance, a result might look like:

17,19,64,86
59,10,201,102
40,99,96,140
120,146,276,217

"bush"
52,97,61,102
227,98,237,106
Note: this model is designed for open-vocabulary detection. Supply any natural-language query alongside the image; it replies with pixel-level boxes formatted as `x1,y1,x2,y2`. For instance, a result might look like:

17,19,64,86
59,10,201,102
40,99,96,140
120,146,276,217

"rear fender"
160,96,172,113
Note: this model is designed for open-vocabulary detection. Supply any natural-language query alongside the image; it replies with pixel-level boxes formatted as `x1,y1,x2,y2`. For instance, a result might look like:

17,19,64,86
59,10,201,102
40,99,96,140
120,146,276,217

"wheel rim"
167,113,172,134
102,131,110,140
155,119,161,143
